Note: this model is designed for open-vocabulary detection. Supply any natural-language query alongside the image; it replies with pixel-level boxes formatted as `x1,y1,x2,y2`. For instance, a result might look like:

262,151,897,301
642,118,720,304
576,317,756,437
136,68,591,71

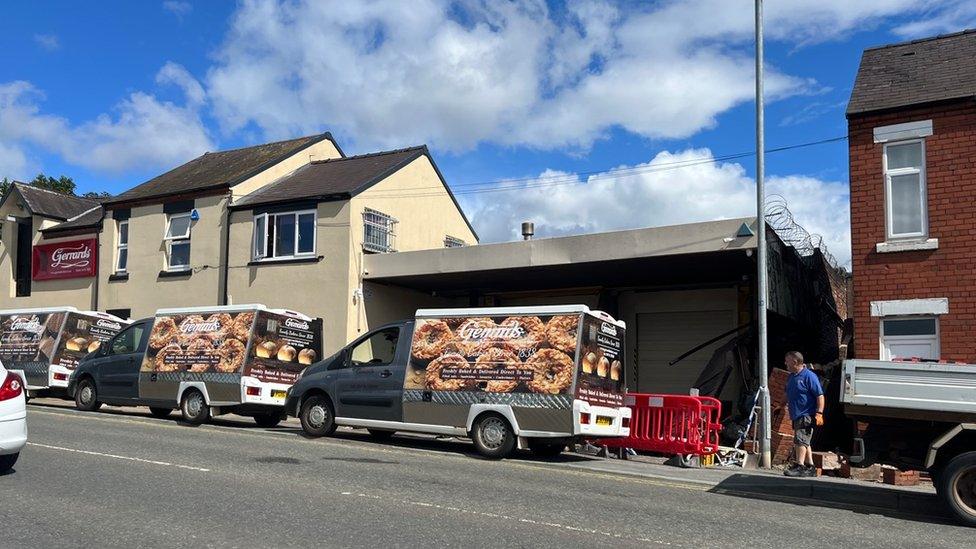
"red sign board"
32,238,97,281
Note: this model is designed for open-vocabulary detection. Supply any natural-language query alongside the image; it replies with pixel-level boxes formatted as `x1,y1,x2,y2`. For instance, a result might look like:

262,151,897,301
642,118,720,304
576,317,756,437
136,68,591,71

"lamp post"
755,0,772,469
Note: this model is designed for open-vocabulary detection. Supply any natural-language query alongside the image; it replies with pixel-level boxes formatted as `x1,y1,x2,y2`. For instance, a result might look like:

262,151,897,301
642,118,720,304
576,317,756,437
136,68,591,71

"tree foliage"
0,174,111,199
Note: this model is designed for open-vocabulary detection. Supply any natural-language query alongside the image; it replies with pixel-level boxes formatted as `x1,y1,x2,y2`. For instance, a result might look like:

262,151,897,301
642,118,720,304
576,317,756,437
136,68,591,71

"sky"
2,1,975,268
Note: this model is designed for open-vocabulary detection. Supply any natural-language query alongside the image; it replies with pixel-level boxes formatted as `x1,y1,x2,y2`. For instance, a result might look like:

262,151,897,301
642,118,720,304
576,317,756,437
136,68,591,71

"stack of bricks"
768,368,795,463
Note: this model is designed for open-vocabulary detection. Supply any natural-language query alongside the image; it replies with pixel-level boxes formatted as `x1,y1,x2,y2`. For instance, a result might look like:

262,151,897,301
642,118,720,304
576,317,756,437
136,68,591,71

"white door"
635,310,735,394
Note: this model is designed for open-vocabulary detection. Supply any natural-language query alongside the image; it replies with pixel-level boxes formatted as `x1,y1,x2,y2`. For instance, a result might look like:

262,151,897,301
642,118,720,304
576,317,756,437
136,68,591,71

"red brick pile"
768,368,795,463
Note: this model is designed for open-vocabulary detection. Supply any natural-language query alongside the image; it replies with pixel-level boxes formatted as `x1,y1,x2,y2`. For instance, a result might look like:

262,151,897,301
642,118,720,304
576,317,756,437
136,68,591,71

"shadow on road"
708,473,954,526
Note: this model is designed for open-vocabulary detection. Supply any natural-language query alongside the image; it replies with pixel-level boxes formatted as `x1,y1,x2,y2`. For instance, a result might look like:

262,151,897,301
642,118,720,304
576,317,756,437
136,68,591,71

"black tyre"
180,389,210,425
149,407,173,419
74,378,101,412
0,452,18,474
254,413,282,428
471,414,516,459
367,428,395,441
528,440,565,459
299,395,336,437
938,451,976,527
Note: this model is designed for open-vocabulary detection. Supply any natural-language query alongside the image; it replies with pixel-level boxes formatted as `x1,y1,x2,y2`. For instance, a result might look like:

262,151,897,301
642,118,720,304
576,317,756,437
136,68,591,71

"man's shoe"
801,465,817,477
783,464,804,477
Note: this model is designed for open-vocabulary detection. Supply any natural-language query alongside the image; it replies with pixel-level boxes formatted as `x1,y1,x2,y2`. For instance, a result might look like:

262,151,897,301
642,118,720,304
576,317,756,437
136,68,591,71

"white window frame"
882,139,927,241
163,212,192,271
115,220,128,273
252,209,317,261
362,208,397,254
879,315,940,361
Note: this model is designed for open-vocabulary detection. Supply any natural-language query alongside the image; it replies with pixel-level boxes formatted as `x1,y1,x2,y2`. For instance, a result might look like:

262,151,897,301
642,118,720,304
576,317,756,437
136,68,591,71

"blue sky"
2,1,975,266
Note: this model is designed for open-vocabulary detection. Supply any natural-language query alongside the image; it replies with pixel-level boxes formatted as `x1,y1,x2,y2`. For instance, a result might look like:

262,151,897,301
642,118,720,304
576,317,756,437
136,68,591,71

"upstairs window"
444,235,466,248
883,140,926,240
164,212,191,271
363,208,397,253
253,210,316,260
880,317,939,361
115,220,129,273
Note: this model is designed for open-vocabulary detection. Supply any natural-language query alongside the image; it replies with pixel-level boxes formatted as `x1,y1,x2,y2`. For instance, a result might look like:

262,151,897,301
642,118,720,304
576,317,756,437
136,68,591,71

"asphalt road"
1,401,972,548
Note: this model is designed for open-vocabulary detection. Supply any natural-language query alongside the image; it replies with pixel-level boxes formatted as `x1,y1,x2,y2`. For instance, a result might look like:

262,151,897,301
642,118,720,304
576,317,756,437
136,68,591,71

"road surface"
1,401,971,548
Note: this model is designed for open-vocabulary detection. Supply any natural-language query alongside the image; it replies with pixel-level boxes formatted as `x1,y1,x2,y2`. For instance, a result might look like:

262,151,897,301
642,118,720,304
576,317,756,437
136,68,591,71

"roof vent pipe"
521,221,534,241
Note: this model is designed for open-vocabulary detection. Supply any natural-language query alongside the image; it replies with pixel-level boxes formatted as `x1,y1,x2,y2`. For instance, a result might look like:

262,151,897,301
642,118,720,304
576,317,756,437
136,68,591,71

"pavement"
1,398,971,548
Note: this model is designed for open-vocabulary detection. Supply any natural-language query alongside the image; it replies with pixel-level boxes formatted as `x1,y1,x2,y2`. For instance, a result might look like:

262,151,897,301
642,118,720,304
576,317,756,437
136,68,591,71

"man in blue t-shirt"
783,350,824,477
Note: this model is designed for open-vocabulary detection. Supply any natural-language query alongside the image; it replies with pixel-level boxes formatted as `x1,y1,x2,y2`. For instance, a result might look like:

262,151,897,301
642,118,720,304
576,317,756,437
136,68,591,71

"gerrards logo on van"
600,322,618,337
458,321,524,340
284,318,310,330
96,319,122,330
9,316,43,334
179,318,221,333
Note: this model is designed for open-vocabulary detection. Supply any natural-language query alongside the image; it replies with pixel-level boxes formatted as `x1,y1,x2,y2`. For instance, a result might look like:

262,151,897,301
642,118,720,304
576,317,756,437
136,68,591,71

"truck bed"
842,359,976,422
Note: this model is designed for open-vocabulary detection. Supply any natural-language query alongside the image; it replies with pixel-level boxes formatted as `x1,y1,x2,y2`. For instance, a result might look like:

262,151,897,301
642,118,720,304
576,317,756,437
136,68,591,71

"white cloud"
163,1,192,18
463,148,851,266
33,34,60,51
892,0,976,38
0,65,212,177
204,0,935,152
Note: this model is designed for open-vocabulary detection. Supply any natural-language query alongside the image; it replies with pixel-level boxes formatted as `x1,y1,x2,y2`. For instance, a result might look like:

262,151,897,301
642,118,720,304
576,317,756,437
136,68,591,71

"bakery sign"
32,238,98,281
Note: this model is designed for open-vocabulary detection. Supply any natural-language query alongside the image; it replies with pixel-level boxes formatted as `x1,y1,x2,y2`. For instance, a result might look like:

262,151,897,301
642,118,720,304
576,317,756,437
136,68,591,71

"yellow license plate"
271,390,287,399
596,416,612,426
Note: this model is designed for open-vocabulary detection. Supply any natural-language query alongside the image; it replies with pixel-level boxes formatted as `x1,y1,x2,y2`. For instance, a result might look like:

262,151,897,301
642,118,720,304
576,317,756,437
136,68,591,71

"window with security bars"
444,235,466,248
363,208,397,253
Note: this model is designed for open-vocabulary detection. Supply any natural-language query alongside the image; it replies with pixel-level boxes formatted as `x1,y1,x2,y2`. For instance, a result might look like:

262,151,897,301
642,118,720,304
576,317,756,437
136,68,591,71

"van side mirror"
326,349,348,370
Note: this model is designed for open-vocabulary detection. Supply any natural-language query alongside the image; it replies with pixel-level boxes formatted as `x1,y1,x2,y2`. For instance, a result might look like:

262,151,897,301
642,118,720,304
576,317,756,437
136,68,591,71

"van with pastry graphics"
67,304,322,426
285,305,630,458
0,307,128,397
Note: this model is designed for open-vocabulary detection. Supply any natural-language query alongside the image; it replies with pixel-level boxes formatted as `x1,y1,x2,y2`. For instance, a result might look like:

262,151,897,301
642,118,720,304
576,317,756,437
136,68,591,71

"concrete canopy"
364,217,758,295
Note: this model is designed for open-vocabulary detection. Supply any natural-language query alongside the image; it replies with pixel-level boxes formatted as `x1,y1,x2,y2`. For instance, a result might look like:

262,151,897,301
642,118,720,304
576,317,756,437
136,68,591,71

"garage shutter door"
635,310,735,394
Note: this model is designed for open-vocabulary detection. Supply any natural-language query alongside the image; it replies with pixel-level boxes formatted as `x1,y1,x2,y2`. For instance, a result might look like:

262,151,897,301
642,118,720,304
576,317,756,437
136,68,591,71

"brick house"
848,30,976,362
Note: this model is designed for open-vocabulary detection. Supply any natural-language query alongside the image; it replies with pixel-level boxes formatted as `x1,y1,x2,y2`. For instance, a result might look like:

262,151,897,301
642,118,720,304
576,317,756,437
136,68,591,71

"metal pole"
755,0,772,469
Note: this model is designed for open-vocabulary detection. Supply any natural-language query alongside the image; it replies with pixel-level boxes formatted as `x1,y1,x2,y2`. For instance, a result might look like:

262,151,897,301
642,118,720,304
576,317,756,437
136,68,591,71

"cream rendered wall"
0,209,97,310
230,139,343,202
225,200,354,355
99,194,228,319
0,193,31,302
347,155,478,343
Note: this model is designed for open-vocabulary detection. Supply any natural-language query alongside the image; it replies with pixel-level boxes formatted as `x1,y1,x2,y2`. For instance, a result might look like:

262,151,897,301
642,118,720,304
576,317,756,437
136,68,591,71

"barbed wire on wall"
764,194,844,274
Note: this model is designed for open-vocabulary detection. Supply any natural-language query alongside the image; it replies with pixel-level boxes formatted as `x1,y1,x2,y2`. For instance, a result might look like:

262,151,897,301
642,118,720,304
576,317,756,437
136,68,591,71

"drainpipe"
220,192,232,306
92,228,100,311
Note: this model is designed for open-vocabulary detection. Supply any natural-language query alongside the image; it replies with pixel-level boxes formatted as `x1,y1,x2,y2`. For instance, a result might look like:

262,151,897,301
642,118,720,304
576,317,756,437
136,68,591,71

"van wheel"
149,407,173,419
180,390,210,425
254,413,282,428
0,452,18,474
939,451,976,527
528,441,565,459
471,414,515,459
74,379,101,412
300,395,336,437
367,429,395,441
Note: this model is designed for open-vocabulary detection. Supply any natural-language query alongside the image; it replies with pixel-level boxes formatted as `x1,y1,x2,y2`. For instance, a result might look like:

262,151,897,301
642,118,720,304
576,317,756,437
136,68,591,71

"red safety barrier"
595,393,722,456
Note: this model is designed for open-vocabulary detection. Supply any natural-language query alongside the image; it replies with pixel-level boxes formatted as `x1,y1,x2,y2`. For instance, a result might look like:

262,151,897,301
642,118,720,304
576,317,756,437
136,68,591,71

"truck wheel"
74,378,101,412
0,452,18,474
180,390,210,425
254,413,282,428
939,451,976,527
471,414,515,459
300,395,336,437
367,428,395,441
528,441,565,459
149,407,173,419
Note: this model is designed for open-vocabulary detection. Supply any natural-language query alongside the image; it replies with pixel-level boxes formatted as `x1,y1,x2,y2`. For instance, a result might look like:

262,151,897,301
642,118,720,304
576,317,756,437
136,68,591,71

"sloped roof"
231,145,478,241
232,146,426,208
104,132,341,206
848,29,976,116
2,183,101,221
40,206,104,235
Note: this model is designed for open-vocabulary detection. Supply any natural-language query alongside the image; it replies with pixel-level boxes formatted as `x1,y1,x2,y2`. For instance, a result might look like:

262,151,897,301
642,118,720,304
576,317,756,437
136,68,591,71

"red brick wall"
848,101,976,361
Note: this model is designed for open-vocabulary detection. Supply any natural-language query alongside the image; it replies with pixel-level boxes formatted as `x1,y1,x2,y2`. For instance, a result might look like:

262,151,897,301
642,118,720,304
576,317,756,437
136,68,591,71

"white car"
0,361,27,473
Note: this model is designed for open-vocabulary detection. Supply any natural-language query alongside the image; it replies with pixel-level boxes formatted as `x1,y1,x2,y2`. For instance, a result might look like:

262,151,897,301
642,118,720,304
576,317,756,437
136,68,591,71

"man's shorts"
793,415,814,446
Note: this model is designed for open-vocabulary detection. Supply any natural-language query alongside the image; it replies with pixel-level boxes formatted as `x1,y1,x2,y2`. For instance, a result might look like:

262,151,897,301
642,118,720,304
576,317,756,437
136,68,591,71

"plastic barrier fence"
595,393,722,456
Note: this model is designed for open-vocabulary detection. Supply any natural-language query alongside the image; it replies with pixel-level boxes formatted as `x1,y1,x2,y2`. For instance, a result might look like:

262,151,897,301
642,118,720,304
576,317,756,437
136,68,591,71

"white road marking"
26,442,210,472
340,491,676,546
